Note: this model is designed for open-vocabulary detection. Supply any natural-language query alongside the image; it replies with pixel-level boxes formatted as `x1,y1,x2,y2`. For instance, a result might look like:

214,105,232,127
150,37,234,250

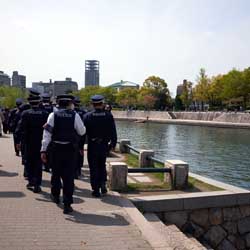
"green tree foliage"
143,76,171,110
115,88,139,108
0,86,27,108
180,80,193,110
75,86,116,106
193,68,210,110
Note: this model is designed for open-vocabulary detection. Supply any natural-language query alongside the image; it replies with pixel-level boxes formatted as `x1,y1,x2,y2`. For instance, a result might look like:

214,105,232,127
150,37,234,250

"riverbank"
112,111,250,129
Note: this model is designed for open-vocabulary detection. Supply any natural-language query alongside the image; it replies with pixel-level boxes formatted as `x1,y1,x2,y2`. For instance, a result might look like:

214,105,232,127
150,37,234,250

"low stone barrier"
131,174,250,250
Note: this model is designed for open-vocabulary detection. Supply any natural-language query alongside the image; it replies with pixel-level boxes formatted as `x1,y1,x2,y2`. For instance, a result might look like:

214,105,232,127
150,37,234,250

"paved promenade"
0,135,153,250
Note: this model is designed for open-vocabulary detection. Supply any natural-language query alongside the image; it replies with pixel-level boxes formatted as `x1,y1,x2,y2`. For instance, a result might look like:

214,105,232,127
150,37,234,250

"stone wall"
156,205,250,250
113,111,250,125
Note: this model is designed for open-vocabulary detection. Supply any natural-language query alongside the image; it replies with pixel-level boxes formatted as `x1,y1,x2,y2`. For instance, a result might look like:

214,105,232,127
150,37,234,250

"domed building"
108,80,140,92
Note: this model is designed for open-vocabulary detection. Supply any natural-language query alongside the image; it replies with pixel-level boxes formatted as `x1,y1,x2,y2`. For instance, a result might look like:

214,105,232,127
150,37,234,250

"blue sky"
0,0,250,95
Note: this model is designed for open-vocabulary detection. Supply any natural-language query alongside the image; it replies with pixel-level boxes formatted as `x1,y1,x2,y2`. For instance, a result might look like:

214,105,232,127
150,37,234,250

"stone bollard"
164,160,189,190
139,150,154,168
119,139,131,153
108,162,128,191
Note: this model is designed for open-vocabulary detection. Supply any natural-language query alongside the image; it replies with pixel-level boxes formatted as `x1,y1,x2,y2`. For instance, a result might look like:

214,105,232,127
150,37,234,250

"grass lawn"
123,153,223,193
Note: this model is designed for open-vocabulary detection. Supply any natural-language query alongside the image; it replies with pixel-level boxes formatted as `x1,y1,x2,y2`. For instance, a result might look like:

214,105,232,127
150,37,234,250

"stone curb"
110,191,173,250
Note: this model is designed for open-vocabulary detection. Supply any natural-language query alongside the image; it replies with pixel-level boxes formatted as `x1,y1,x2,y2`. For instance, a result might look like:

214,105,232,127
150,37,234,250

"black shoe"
63,204,73,214
92,190,101,198
101,186,108,195
33,186,42,193
26,183,34,191
50,194,60,204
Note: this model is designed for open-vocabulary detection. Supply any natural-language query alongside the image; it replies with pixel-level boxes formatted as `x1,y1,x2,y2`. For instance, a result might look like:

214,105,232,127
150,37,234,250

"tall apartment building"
32,78,78,97
0,71,11,86
12,71,26,89
85,60,99,87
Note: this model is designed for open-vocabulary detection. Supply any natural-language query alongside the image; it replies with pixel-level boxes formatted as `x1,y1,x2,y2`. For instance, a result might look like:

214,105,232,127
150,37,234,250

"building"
0,71,11,86
12,71,26,89
32,78,78,97
85,60,99,87
32,80,54,95
54,78,78,96
108,80,140,92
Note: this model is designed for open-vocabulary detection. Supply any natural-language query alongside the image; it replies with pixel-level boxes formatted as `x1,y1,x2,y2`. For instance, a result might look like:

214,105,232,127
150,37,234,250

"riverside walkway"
0,135,153,250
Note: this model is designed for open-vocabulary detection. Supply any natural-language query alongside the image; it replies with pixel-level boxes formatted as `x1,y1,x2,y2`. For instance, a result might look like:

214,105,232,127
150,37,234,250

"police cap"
56,94,74,101
29,88,40,97
74,97,81,105
41,93,51,101
27,96,41,104
91,95,104,104
19,103,31,111
16,98,23,106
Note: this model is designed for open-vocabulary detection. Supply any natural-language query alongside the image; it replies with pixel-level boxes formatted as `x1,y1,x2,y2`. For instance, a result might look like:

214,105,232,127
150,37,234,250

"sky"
0,0,250,96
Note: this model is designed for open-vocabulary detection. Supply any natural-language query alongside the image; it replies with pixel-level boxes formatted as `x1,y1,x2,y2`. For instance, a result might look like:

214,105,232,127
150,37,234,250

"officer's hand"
16,144,21,151
79,149,83,156
41,152,47,163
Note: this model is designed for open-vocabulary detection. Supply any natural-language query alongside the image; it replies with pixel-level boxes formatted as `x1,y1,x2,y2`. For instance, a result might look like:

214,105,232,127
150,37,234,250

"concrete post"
119,139,131,153
108,162,128,191
164,160,189,190
139,150,154,168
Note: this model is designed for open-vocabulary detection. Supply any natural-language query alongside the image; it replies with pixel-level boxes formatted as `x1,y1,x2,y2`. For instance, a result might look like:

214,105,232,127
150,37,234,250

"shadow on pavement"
0,169,18,177
0,191,25,198
36,190,85,204
66,210,130,226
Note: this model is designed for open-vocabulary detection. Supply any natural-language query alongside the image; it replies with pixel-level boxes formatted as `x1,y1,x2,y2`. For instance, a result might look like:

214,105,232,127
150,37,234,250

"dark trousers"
26,152,43,186
51,143,76,205
13,134,19,154
87,142,108,191
75,152,83,177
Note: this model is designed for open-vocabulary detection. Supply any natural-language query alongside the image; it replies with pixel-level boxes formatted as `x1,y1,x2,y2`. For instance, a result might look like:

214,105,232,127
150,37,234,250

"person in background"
84,95,117,197
73,97,86,179
17,95,48,193
8,98,23,156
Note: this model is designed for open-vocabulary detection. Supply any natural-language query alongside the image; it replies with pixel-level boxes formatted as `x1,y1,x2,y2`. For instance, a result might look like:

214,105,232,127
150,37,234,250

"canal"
116,120,250,190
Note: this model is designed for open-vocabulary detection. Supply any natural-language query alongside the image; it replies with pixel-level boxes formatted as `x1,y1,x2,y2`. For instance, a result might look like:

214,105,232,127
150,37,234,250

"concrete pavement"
0,135,153,250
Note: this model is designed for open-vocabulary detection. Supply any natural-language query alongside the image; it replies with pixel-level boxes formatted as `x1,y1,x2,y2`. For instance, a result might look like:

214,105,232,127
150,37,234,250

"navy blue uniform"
9,108,21,155
49,109,79,205
74,107,86,178
18,107,49,187
84,109,117,192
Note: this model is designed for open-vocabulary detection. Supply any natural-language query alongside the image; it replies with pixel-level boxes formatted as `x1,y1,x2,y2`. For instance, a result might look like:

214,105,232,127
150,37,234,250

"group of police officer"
8,90,117,214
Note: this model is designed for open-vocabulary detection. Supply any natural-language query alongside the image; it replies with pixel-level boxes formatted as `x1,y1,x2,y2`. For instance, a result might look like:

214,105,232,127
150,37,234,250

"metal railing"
128,168,170,173
125,144,140,154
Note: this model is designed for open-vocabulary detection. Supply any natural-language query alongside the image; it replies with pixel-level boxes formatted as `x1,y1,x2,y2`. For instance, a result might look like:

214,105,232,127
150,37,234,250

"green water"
116,120,250,190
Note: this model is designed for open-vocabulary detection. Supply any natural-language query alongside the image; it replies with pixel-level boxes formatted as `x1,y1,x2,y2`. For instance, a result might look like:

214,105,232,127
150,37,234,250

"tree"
180,80,193,110
193,68,210,110
0,86,27,108
115,88,138,108
143,76,171,110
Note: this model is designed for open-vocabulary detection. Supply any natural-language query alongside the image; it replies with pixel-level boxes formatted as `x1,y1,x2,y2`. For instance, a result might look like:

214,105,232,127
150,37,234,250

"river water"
116,120,250,190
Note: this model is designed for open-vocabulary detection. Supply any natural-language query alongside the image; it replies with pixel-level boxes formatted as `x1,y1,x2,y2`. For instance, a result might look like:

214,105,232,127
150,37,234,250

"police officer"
84,95,117,197
8,98,23,155
17,96,48,193
15,103,31,178
74,97,86,179
41,94,85,214
41,93,53,114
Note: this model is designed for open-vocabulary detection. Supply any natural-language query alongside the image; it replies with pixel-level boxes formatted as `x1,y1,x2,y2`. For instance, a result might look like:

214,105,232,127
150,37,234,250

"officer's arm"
74,113,86,136
110,115,117,149
41,113,54,152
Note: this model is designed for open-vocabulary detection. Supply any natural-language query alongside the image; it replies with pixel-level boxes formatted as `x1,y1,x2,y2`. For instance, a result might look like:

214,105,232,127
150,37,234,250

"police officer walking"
84,95,117,197
8,98,23,156
41,95,85,214
74,97,86,179
16,95,49,193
